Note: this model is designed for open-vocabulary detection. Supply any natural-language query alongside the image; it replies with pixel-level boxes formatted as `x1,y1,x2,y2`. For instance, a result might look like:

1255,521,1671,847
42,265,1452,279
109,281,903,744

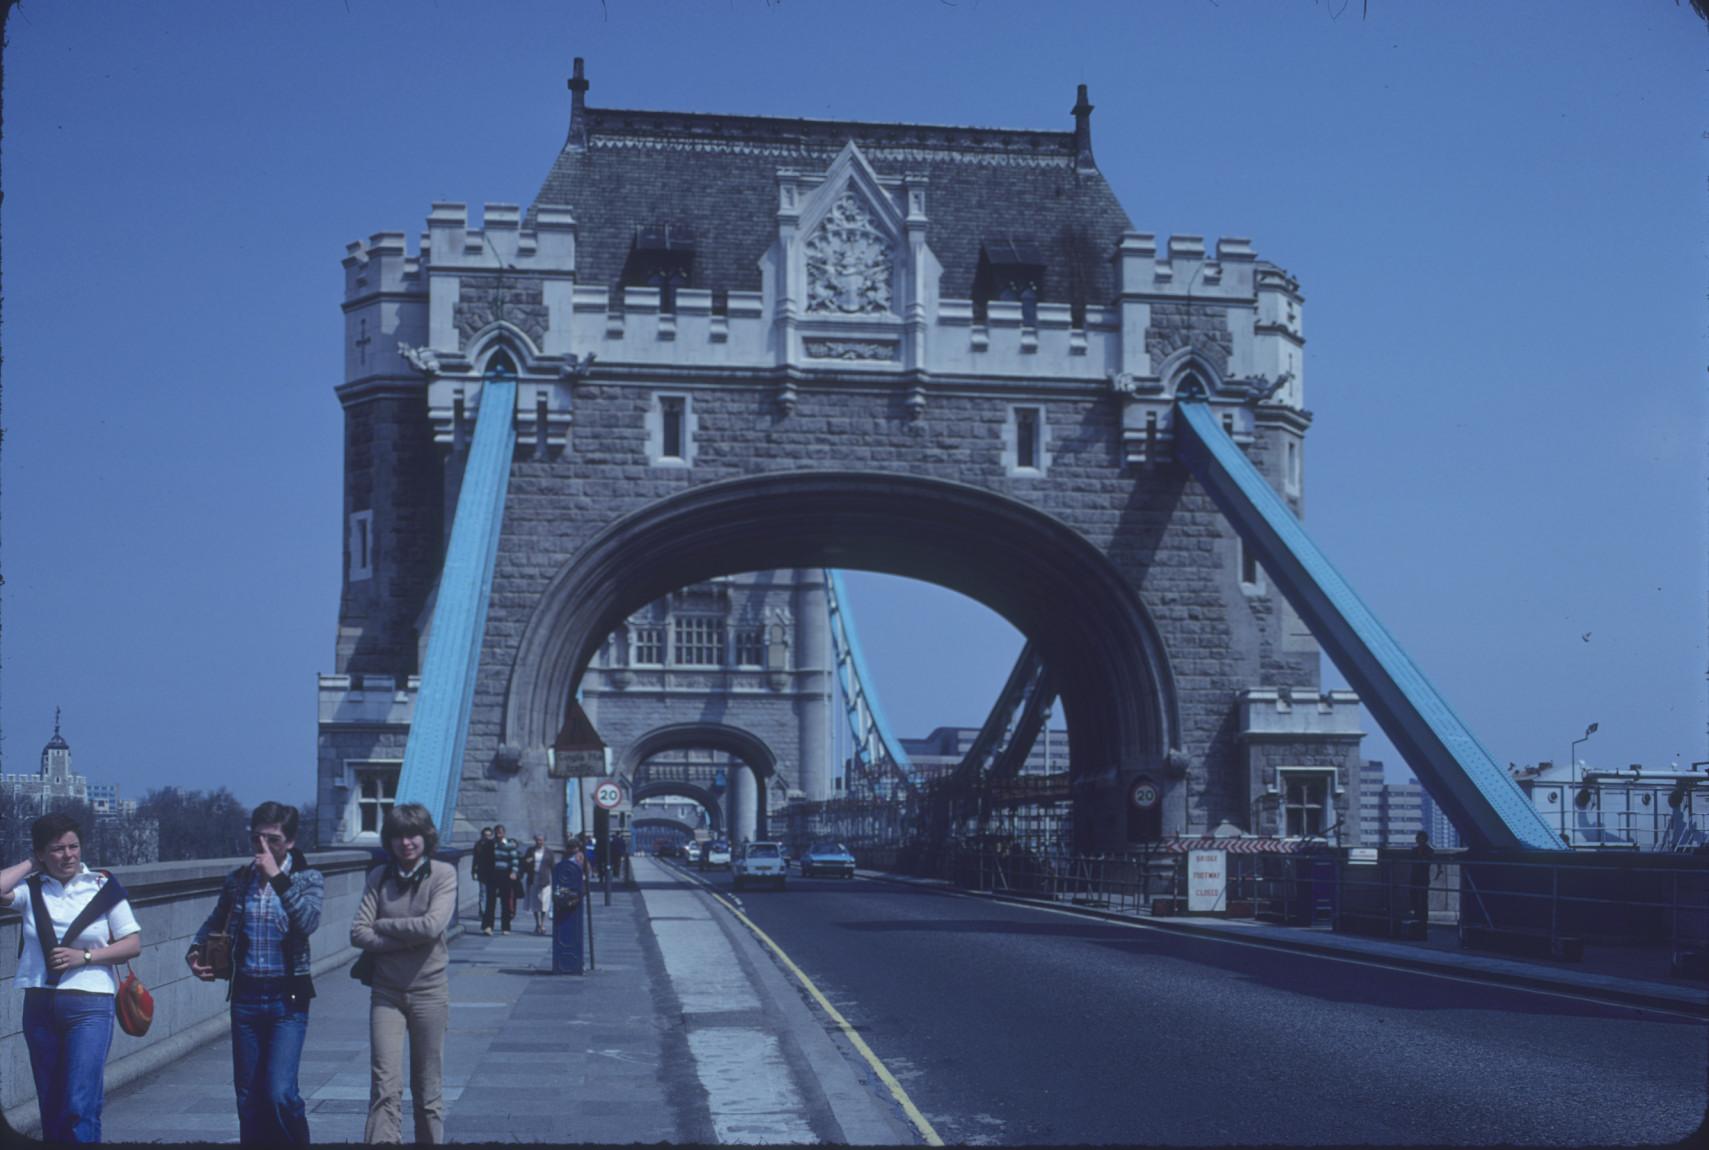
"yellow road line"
706,887,944,1146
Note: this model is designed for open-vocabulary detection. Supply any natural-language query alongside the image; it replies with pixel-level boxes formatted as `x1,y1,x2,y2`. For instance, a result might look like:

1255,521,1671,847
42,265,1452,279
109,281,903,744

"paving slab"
65,857,918,1145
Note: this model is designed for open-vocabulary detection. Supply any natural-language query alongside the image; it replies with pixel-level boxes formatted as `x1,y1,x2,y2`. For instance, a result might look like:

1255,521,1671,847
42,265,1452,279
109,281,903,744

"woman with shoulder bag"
520,833,556,935
350,803,458,1144
0,813,144,1142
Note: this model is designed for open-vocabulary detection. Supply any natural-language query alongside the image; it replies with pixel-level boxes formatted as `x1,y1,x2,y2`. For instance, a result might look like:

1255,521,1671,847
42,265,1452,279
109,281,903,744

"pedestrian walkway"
861,869,1709,1018
90,857,913,1144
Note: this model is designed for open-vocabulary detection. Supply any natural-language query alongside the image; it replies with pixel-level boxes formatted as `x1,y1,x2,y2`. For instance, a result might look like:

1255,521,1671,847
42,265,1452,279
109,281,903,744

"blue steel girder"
1171,398,1564,851
395,377,517,837
950,642,1057,789
989,657,1058,782
824,569,918,798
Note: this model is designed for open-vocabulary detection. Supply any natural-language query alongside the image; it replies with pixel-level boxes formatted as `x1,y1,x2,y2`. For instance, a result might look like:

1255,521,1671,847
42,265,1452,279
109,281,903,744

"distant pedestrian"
472,827,495,924
521,834,556,935
484,825,521,935
187,801,324,1147
1409,830,1436,923
0,812,144,1142
610,832,628,883
351,803,457,1144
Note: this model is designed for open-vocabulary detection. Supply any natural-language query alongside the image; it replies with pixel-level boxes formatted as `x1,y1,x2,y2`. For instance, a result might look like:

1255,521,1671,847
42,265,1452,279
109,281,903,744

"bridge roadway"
695,863,1707,1147
78,856,1706,1145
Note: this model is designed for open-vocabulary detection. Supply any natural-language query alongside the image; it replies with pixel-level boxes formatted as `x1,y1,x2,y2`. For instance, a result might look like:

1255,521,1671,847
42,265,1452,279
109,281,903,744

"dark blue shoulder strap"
27,876,55,972
36,871,128,986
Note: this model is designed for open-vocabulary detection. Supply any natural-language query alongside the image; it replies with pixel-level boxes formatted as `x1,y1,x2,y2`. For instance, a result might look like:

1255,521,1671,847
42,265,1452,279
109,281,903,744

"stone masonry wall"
316,726,410,846
453,379,1318,846
338,394,443,678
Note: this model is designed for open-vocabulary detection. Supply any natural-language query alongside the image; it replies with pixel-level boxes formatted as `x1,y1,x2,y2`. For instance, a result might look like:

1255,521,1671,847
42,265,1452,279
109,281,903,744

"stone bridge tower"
316,62,1365,851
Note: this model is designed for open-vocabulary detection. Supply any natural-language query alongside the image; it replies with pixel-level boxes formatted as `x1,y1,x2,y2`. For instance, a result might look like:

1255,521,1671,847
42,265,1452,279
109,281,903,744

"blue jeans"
23,988,114,1142
231,983,311,1146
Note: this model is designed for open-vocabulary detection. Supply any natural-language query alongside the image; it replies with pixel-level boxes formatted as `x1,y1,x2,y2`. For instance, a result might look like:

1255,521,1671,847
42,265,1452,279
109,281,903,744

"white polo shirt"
8,865,142,994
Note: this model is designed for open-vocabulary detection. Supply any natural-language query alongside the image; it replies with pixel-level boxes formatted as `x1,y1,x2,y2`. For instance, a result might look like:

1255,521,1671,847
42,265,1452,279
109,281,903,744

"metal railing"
868,842,1709,979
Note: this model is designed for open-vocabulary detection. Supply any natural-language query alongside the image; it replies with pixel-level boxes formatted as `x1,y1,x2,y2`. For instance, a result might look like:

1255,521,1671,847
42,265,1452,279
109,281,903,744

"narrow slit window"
661,397,686,460
1240,539,1260,586
1016,407,1041,470
349,510,374,582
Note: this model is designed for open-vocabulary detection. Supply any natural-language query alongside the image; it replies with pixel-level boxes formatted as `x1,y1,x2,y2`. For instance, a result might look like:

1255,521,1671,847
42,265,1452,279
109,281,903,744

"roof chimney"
1072,83,1096,171
567,57,590,150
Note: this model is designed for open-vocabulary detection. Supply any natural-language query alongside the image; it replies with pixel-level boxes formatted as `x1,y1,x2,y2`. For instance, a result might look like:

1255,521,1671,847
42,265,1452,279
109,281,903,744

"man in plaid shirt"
187,801,323,1147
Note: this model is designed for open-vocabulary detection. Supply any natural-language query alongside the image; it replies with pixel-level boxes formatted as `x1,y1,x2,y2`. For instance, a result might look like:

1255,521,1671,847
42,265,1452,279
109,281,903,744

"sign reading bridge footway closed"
1186,849,1227,913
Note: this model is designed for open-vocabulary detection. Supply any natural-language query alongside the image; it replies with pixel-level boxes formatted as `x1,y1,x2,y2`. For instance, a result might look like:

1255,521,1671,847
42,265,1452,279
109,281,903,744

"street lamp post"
1571,722,1599,787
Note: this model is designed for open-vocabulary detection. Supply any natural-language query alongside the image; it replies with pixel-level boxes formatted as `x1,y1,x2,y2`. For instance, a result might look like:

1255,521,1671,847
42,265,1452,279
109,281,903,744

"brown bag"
115,964,154,1036
203,932,233,980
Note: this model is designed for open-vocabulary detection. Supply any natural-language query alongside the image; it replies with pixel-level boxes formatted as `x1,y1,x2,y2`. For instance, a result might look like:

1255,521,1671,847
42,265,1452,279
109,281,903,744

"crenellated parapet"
1103,233,1308,469
344,167,1306,462
1238,687,1363,739
318,673,420,727
342,204,587,457
341,231,429,391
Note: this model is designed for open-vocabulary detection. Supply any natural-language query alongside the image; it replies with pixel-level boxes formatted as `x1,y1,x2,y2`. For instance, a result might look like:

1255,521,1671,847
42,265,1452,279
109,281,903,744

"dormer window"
975,236,1046,326
624,224,695,313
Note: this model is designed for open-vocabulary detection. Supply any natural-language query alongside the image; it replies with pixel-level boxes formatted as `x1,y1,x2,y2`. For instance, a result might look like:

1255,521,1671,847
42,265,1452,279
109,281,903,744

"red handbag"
115,963,154,1037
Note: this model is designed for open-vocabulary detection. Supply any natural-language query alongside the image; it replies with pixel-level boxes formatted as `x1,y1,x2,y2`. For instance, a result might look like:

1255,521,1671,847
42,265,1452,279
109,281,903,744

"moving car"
683,840,703,865
702,839,732,869
799,841,856,879
732,841,787,891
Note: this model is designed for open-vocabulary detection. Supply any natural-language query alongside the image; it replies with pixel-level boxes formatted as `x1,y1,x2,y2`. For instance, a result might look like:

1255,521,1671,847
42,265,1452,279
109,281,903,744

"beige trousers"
365,982,448,1144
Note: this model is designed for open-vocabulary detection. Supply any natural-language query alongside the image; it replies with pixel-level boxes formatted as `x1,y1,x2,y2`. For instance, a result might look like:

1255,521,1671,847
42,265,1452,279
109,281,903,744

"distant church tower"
42,708,72,788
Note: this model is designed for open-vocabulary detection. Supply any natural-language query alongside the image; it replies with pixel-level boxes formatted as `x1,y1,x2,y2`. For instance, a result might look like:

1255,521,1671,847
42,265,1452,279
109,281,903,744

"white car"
683,840,703,865
732,842,787,891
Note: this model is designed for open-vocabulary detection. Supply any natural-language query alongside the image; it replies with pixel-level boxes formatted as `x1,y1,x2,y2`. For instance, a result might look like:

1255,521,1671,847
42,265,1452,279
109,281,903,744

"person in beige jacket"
350,803,457,1144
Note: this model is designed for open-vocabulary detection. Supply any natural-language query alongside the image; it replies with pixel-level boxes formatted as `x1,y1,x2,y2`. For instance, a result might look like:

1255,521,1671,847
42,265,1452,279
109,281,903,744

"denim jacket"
192,848,324,1002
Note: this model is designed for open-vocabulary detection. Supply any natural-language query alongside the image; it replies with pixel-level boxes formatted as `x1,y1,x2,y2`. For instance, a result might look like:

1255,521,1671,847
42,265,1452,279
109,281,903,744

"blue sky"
3,1,1703,808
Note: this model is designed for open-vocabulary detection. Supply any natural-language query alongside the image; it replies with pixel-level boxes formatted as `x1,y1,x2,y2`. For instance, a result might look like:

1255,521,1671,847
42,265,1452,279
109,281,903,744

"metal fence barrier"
870,842,1708,980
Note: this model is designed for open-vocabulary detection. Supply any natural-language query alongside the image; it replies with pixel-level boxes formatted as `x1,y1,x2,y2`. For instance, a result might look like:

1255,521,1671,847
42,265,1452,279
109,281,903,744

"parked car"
799,841,856,879
702,839,732,869
683,840,703,865
733,842,787,891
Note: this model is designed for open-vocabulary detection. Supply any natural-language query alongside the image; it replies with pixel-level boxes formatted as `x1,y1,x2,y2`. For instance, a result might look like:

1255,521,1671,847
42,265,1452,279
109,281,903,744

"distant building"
1511,759,1708,850
1356,760,1464,847
0,713,153,862
1,711,136,815
1357,761,1385,844
898,725,1072,783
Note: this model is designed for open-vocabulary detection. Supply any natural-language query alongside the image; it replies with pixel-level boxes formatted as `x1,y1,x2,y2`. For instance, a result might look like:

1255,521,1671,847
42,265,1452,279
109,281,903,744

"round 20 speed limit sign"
593,780,624,810
1129,777,1160,811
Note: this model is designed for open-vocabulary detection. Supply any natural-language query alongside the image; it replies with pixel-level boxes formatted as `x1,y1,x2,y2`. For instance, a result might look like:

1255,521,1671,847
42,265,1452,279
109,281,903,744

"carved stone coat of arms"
804,192,893,315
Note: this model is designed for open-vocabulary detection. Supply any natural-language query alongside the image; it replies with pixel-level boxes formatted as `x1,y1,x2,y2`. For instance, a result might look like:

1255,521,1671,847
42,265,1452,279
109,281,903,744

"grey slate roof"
528,100,1135,310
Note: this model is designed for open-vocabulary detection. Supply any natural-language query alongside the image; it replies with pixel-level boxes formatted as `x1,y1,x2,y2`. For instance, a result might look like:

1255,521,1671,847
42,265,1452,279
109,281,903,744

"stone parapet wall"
0,850,477,1125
